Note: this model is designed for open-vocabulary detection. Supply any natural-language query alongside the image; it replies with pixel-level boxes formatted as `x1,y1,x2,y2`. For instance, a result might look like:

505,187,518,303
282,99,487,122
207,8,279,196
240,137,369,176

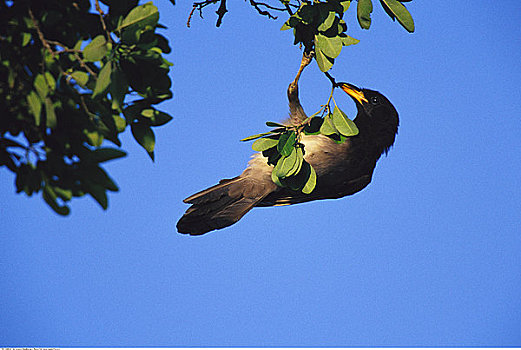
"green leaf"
43,185,70,215
303,117,323,135
91,148,127,163
297,3,315,24
44,98,57,129
22,32,31,46
315,48,334,72
332,105,359,136
27,91,42,126
142,109,154,118
131,122,155,155
240,131,274,142
92,61,112,98
53,187,72,201
83,35,108,62
340,0,351,13
273,148,298,179
274,147,301,179
277,131,297,157
110,67,128,111
118,2,159,43
73,39,83,51
271,170,283,187
85,130,104,147
263,147,281,166
289,147,304,177
266,121,286,128
71,71,89,87
113,115,127,132
89,165,119,192
302,163,317,194
34,74,49,98
380,0,415,32
319,114,338,135
118,2,159,31
318,11,336,32
44,72,56,91
316,34,343,59
148,110,173,127
357,0,373,29
252,137,278,152
337,19,348,35
86,182,108,210
280,20,292,31
341,35,360,46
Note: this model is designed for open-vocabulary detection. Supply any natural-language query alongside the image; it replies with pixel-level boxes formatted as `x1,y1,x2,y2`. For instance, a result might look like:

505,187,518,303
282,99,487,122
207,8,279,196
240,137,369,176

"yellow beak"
340,83,368,104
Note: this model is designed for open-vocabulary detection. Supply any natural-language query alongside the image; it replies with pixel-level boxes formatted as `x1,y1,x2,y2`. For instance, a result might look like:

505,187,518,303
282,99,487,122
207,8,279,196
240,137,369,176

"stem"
325,86,335,114
28,8,55,58
28,8,97,78
324,71,340,88
95,0,113,44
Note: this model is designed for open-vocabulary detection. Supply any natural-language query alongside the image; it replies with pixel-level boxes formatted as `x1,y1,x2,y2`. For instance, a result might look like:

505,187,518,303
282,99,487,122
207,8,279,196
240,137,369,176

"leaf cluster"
0,0,173,215
241,97,358,194
280,0,414,71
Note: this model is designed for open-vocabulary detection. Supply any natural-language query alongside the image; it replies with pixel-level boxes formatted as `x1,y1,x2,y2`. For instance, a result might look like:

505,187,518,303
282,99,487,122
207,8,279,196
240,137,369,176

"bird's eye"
371,96,379,104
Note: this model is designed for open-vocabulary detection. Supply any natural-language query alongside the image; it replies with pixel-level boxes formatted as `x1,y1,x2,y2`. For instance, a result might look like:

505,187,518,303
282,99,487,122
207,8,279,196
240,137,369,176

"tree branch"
28,8,55,58
215,0,228,27
248,0,283,19
95,0,113,44
28,9,97,78
324,71,340,88
188,0,298,27
187,0,219,27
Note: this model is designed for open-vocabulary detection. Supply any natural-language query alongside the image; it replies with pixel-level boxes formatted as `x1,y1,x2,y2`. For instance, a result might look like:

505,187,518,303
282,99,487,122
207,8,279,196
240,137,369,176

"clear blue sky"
1,0,521,346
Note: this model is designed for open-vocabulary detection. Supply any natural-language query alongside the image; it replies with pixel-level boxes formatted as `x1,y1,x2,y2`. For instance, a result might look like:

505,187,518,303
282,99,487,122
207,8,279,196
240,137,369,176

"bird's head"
339,82,399,155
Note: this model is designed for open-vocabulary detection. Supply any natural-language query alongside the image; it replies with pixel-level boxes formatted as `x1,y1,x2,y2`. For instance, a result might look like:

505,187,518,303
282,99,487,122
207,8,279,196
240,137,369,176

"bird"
176,82,399,235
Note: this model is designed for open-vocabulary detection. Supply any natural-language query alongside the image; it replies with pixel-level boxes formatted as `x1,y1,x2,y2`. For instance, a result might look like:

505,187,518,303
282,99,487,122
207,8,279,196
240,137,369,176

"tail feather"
183,177,241,204
177,176,275,235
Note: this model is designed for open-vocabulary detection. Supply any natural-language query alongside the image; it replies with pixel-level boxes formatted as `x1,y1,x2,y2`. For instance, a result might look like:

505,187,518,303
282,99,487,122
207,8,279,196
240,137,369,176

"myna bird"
176,82,399,235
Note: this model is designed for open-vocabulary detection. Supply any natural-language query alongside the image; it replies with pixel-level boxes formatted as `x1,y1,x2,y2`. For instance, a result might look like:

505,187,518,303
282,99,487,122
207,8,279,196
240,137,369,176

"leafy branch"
1,1,174,215
187,0,298,27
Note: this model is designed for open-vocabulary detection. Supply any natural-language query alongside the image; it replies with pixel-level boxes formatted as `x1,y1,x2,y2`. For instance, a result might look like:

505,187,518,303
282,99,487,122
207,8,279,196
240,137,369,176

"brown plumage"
176,83,399,235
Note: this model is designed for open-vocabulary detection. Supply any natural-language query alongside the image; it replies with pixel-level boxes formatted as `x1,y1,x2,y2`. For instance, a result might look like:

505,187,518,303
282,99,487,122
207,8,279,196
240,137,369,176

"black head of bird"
340,82,399,156
177,83,399,235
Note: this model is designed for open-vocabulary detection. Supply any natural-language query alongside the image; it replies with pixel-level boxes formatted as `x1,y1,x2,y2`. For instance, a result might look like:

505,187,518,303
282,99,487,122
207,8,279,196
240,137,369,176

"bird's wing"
257,174,372,207
257,134,375,207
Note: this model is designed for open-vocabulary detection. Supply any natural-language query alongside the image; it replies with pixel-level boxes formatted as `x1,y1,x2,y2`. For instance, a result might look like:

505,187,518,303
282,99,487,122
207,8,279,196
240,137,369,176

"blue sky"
2,0,521,346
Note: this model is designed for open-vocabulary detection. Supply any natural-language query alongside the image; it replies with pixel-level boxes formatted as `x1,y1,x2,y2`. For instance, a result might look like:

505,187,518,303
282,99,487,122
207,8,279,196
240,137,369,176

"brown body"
177,84,399,235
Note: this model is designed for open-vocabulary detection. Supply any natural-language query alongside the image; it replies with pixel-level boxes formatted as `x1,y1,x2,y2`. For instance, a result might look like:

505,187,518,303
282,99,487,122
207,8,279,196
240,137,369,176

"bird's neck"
355,117,398,158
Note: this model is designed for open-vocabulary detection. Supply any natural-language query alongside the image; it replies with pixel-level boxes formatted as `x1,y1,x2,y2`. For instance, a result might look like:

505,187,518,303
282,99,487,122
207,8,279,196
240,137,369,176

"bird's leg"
288,51,314,125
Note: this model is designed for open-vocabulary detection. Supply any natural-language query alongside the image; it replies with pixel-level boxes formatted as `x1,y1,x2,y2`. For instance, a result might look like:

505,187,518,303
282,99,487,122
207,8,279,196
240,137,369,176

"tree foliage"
0,0,173,214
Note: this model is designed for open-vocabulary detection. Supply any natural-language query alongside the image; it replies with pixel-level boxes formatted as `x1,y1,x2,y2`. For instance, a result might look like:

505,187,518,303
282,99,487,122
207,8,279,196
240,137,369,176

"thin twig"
324,71,340,88
282,1,294,15
28,8,97,78
187,5,197,27
28,8,55,57
250,0,286,12
95,0,113,44
187,0,220,27
249,0,281,20
46,40,81,53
